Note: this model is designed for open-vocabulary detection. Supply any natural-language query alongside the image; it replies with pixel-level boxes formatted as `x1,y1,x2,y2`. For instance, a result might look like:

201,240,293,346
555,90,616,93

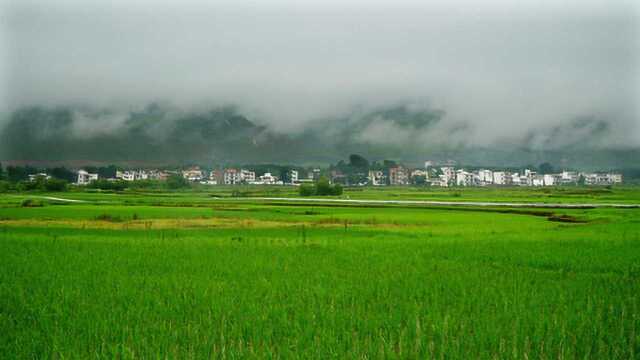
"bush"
166,175,189,189
0,180,11,193
16,180,41,192
88,179,128,191
95,214,123,222
21,199,44,207
44,178,68,192
299,184,315,196
299,178,343,196
315,178,333,196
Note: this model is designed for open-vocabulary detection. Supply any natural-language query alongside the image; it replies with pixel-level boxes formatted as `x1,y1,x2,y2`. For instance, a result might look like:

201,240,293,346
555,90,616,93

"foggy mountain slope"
2,0,637,168
0,103,637,169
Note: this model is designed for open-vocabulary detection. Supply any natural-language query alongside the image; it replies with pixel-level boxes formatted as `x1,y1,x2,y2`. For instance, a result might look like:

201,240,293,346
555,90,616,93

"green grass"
0,189,639,358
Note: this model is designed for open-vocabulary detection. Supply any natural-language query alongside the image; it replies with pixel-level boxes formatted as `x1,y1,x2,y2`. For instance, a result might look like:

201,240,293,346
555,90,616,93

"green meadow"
1,187,639,358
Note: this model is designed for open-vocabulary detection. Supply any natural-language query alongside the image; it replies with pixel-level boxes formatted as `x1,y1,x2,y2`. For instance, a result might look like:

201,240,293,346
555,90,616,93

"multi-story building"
257,172,279,185
28,173,51,182
389,166,409,186
456,170,474,186
116,170,137,181
368,170,386,186
543,174,556,186
492,171,506,185
560,171,579,185
77,170,98,185
476,169,493,185
182,167,204,182
440,167,455,186
583,173,624,185
240,169,255,183
224,169,241,185
289,169,299,184
532,175,545,187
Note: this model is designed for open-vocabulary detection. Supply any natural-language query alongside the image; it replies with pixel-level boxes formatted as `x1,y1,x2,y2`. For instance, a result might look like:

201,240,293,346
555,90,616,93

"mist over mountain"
1,103,637,169
1,0,638,168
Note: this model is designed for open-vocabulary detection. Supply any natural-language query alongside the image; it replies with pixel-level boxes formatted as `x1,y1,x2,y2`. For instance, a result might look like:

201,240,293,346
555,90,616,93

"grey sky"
2,0,639,147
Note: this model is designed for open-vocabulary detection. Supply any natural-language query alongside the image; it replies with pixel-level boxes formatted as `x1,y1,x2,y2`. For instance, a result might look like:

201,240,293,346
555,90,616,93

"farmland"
1,186,639,358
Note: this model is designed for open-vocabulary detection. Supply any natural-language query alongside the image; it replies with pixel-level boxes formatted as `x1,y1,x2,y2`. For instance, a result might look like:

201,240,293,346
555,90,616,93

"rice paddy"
1,187,639,358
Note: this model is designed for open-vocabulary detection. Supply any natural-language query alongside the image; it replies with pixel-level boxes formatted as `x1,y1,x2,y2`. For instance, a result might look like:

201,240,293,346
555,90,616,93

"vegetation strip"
224,196,640,208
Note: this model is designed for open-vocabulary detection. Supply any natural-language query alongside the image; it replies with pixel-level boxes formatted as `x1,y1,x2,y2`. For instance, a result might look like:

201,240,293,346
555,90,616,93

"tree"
299,183,315,196
0,162,4,180
87,179,127,191
383,160,397,168
0,180,11,193
50,167,76,183
97,165,118,179
312,177,343,196
538,162,554,175
166,174,189,189
315,177,333,196
413,175,427,185
7,166,34,182
349,154,369,170
44,178,68,192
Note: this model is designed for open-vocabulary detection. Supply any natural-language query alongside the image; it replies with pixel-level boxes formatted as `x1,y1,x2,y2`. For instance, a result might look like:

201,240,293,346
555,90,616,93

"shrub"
299,178,343,196
95,214,123,222
44,178,68,192
16,181,41,192
299,184,315,196
88,179,128,191
21,199,44,207
315,178,333,196
166,175,189,189
0,180,11,193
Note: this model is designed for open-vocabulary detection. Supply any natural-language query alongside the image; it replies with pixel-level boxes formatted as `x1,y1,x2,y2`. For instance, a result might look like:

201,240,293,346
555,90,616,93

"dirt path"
39,196,87,203
229,197,640,209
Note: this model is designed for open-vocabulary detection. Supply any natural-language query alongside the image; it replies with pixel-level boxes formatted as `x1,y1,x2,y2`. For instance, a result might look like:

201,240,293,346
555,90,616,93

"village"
73,160,624,187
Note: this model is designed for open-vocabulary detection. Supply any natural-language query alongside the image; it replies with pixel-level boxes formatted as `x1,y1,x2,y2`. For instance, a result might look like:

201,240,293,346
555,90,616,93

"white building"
610,173,623,184
77,170,98,185
240,169,255,183
521,169,536,186
368,170,386,186
560,171,579,185
433,174,449,187
116,170,138,181
583,173,623,185
532,175,545,187
493,171,506,185
182,168,204,182
224,169,241,185
116,170,164,182
511,173,521,186
28,173,51,182
255,172,281,185
543,174,555,186
456,170,474,186
411,169,427,178
476,169,493,185
440,167,455,186
289,169,299,184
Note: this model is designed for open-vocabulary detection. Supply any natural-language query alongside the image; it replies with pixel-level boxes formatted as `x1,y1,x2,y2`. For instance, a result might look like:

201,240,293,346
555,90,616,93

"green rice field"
1,186,639,358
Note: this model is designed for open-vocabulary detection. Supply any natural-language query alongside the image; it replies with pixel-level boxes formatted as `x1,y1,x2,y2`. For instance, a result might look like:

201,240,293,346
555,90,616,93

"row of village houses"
75,165,623,187
362,167,622,187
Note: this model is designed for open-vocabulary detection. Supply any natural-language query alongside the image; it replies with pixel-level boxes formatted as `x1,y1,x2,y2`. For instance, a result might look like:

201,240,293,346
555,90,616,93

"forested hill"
1,104,638,169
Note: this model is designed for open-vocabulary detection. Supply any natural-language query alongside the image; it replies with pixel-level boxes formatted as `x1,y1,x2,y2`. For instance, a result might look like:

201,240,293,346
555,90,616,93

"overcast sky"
2,0,639,147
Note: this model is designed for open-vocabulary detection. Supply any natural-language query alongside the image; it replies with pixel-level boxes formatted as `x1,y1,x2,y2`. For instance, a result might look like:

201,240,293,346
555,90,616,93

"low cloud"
1,0,638,161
